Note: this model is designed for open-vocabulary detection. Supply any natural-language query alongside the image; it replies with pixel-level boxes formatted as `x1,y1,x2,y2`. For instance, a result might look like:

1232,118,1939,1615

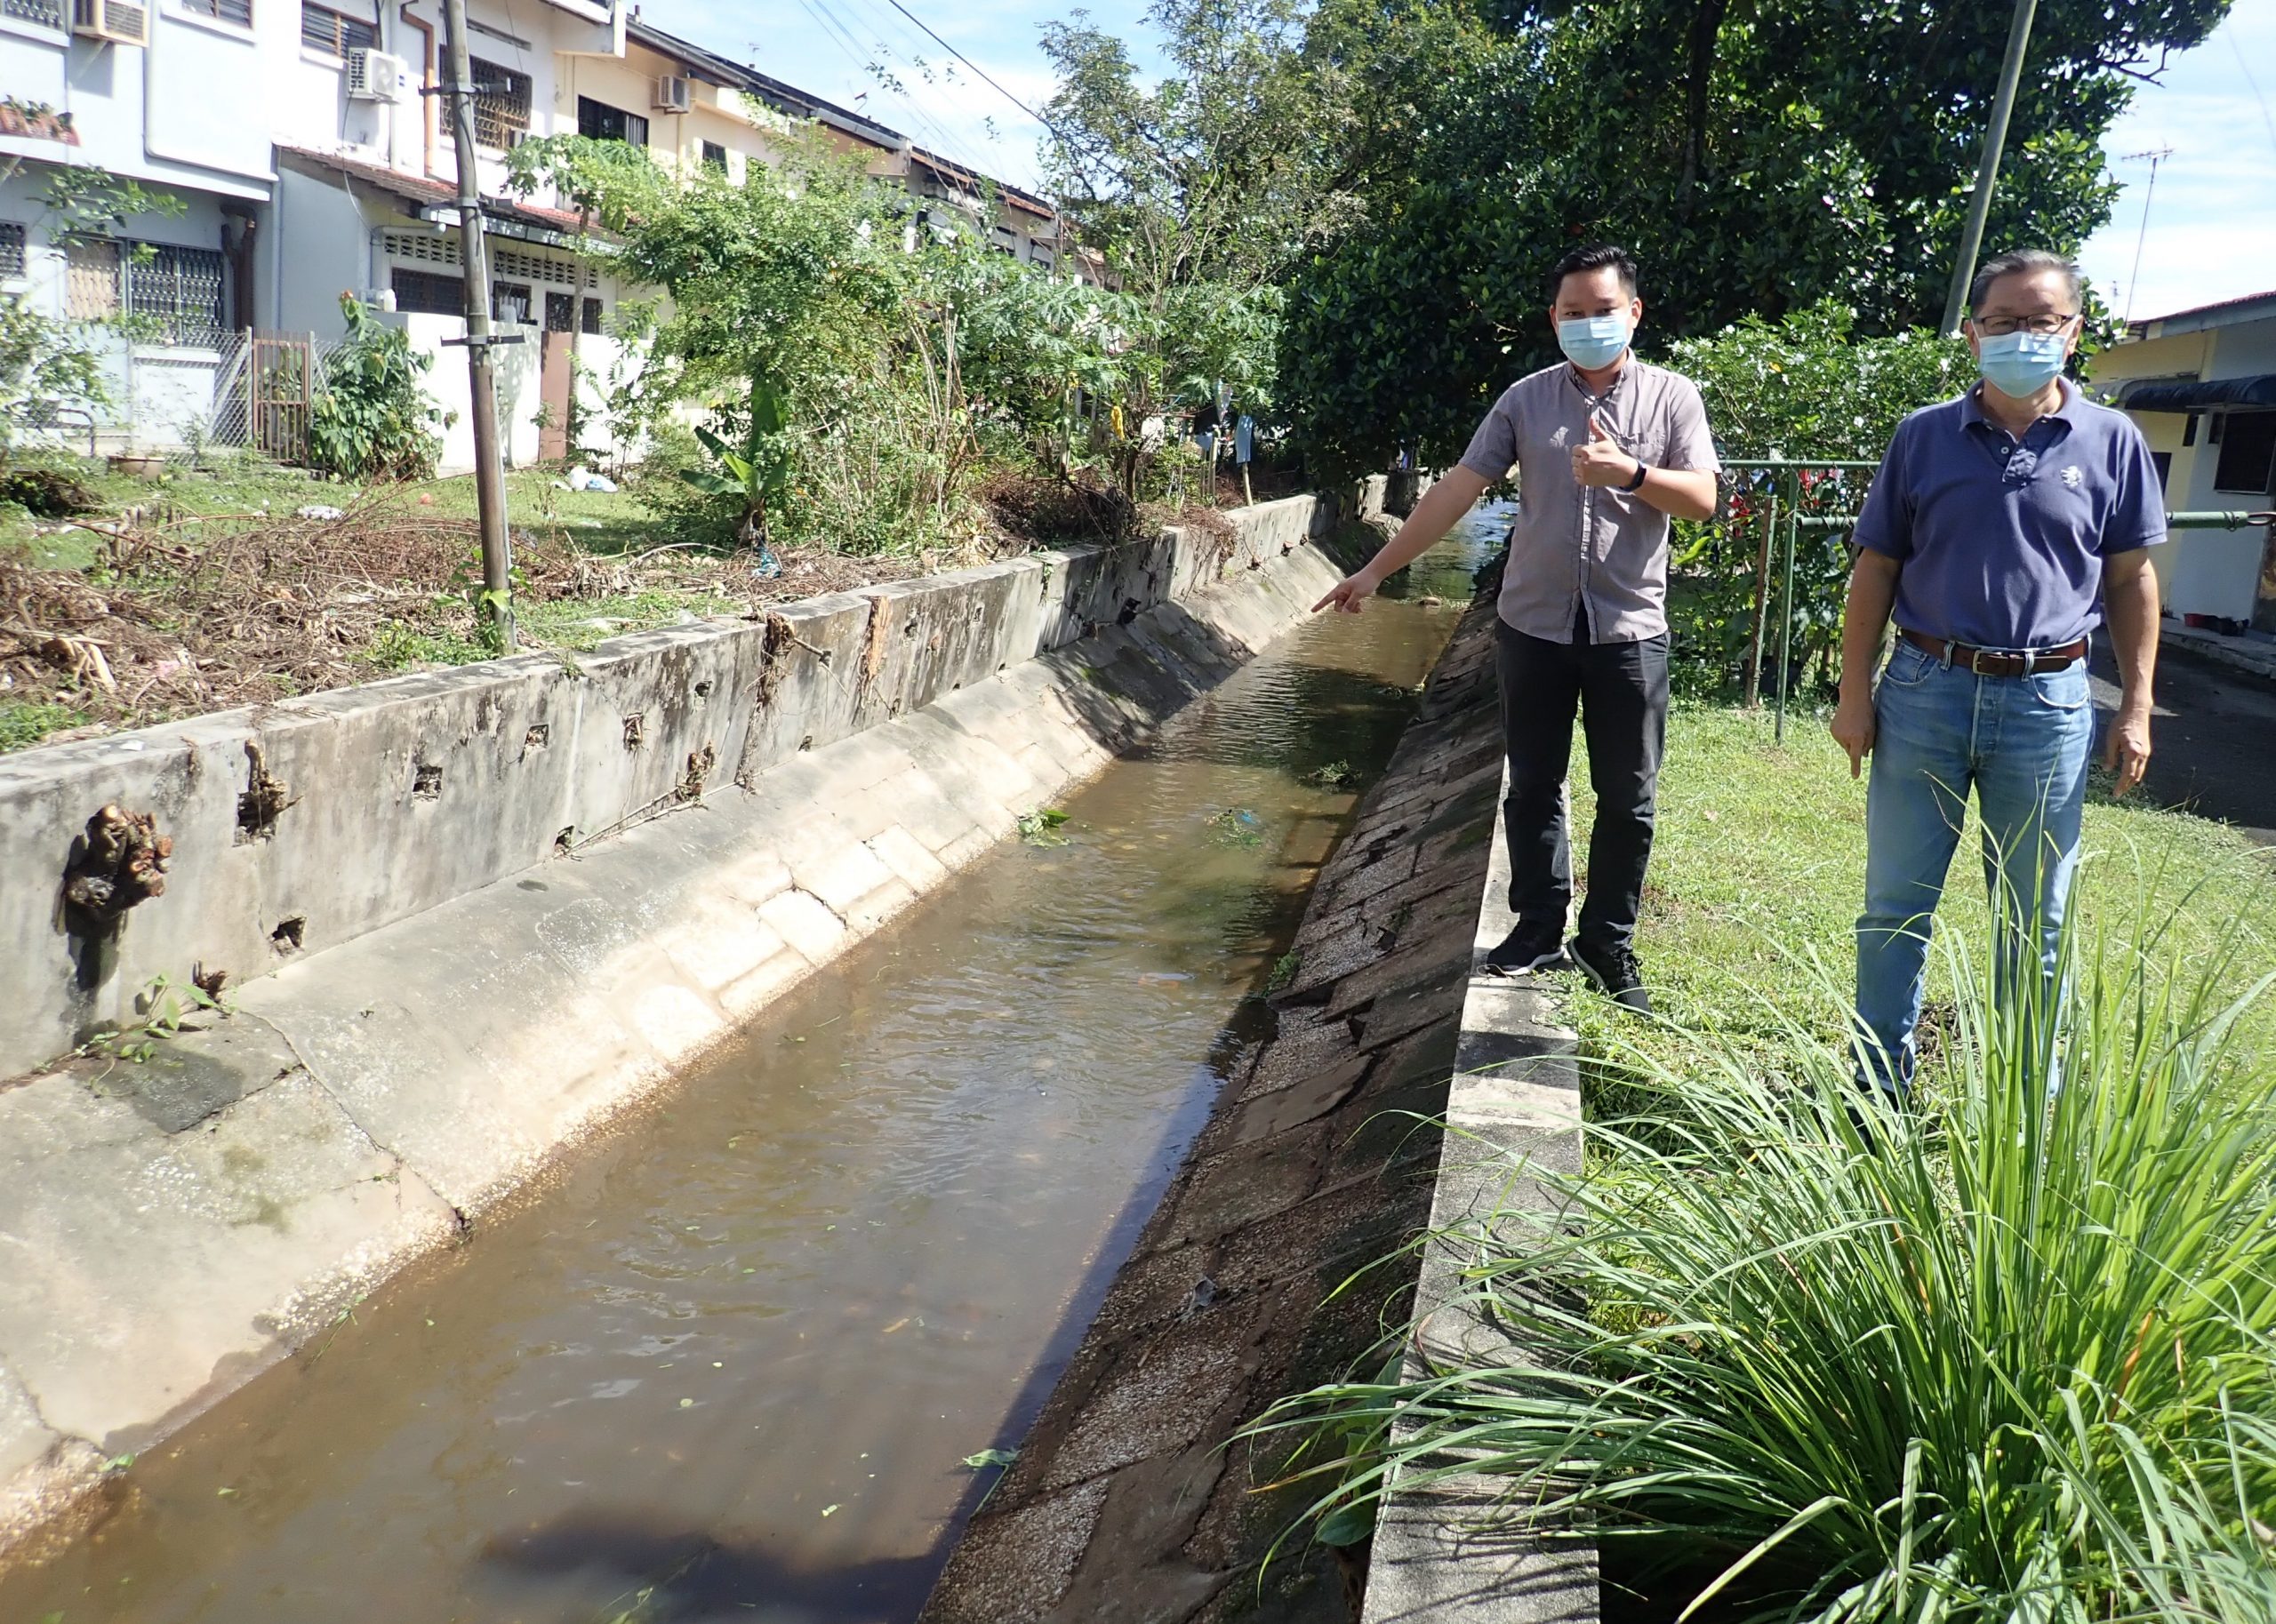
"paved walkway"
2094,637,2276,845
918,583,1507,1624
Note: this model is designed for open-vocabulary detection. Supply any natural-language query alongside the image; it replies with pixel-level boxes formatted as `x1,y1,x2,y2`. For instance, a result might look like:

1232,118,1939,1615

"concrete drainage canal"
0,514,1503,1624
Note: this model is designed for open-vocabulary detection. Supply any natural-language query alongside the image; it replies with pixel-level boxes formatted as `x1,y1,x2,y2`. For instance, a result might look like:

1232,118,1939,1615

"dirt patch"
980,468,1139,547
0,494,941,745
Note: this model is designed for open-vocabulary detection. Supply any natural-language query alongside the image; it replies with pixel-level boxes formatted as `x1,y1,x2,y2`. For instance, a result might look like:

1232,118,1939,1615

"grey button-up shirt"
1459,358,1719,643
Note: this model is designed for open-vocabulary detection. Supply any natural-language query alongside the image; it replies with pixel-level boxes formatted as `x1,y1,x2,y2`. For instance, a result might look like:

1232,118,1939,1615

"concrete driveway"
2092,642,2276,845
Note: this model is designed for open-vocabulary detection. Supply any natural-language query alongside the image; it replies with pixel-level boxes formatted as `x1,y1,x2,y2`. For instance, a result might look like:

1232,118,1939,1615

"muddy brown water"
0,518,1501,1624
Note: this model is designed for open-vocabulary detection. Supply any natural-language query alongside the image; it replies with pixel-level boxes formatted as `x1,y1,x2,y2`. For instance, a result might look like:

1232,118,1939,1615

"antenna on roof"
2120,147,2175,326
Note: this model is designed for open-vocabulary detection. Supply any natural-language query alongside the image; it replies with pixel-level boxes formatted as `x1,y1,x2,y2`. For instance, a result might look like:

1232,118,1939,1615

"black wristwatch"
1620,457,1649,492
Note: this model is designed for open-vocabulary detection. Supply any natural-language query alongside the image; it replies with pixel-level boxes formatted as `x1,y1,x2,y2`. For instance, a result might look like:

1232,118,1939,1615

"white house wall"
0,17,268,200
2096,315,2276,622
271,165,371,333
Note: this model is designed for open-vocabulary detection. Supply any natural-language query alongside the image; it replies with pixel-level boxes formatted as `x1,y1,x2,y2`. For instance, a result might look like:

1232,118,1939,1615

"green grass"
0,453,670,573
0,700,86,749
1254,701,2276,1621
1561,702,2275,1109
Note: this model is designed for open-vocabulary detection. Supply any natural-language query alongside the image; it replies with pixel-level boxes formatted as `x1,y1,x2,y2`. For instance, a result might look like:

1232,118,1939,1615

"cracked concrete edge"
0,510,1361,1563
1358,768,1600,1624
0,487,1379,1085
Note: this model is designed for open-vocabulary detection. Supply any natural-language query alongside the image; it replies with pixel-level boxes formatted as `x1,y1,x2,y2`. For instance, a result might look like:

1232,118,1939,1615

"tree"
504,133,667,457
1279,0,2232,472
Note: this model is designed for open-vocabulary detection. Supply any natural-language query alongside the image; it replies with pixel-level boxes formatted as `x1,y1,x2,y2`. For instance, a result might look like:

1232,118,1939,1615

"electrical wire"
791,0,988,171
2228,26,2276,163
872,0,1056,136
832,0,1022,168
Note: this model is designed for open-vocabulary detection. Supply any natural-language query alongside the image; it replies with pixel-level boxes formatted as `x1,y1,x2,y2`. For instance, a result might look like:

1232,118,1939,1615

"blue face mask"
1976,330,2069,397
1557,315,1631,371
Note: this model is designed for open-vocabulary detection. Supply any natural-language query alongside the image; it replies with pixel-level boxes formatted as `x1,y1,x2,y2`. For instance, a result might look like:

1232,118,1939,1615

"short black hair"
1549,244,1638,303
1968,249,2081,316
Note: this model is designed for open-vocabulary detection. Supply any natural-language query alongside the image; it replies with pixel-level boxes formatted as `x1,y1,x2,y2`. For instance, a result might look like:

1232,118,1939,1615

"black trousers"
1494,617,1670,950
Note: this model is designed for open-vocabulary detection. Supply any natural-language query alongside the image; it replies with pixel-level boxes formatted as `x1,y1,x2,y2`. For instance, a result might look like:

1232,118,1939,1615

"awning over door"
2117,374,2276,412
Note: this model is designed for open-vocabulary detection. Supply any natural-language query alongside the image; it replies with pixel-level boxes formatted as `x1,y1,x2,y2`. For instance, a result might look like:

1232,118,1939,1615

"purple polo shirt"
1854,379,2165,650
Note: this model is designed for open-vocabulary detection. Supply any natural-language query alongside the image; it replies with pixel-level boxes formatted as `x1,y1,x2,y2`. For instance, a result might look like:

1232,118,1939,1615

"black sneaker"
1482,923,1569,977
1570,937,1651,1014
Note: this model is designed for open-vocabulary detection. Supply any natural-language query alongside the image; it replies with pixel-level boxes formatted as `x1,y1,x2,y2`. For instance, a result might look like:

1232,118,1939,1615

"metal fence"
1720,458,2276,744
14,330,353,462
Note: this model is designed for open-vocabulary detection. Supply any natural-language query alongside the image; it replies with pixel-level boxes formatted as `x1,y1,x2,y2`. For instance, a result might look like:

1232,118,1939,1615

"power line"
793,0,993,172
829,0,1002,167
2229,28,2276,162
872,0,1057,137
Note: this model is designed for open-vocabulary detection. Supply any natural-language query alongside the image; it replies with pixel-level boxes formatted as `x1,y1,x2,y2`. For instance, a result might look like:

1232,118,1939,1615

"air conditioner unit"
345,49,410,103
71,0,148,46
652,76,692,113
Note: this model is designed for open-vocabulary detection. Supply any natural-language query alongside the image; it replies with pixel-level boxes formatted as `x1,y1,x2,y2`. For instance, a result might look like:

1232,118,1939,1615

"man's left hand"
2104,700,2152,796
1572,412,1639,490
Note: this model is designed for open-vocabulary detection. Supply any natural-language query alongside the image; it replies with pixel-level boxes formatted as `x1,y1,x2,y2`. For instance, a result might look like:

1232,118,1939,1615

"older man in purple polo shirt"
1832,248,2164,1097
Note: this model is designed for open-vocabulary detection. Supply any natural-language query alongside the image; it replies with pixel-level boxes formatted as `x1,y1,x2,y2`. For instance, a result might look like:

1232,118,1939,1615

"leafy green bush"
1660,304,1970,694
309,295,445,482
1667,301,1971,464
1258,903,2276,1621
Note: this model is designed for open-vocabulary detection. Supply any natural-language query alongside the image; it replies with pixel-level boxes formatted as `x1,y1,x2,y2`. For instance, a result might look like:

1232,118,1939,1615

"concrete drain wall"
0,485,1397,1554
916,576,1599,1624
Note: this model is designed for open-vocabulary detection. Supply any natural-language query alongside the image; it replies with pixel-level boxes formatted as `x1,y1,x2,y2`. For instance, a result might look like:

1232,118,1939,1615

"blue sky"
635,0,2274,319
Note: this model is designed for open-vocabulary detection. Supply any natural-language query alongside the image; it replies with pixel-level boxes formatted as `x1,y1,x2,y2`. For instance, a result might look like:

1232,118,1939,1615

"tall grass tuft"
1255,886,2276,1621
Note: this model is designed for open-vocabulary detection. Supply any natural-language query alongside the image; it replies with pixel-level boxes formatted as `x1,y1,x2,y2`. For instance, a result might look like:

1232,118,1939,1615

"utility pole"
2120,147,2174,326
1940,0,2041,337
436,0,517,646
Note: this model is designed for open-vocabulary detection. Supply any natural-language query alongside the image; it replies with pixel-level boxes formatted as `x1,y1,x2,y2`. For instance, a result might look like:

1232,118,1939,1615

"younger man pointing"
1316,244,1719,1010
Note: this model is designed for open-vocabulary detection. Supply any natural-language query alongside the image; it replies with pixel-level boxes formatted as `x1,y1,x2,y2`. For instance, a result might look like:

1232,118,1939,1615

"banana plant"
681,371,792,549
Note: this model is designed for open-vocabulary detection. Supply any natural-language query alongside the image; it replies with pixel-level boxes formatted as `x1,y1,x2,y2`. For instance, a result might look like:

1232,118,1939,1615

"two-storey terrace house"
2093,290,2276,633
9,0,1097,471
2,0,276,449
266,0,640,471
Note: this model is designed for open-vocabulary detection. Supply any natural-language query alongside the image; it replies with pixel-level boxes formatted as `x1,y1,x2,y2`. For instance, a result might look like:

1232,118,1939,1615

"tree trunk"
1679,0,1730,205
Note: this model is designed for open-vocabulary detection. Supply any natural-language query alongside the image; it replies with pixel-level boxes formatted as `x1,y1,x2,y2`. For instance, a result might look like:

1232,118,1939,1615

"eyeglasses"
1973,312,2080,337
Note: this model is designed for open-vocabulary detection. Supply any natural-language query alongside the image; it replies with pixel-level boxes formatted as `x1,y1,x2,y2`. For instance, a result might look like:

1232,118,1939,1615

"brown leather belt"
1900,627,2086,676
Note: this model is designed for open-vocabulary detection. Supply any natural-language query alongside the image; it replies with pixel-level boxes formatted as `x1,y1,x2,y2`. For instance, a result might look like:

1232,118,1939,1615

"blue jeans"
1855,639,2094,1093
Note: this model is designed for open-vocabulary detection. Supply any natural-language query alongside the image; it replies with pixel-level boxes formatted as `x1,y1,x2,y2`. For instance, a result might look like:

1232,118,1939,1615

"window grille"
0,222,25,279
124,243,226,340
576,95,646,147
492,282,532,324
390,266,463,315
472,58,531,149
581,297,602,335
1,0,65,28
701,141,727,172
544,291,574,332
300,2,375,55
180,0,254,27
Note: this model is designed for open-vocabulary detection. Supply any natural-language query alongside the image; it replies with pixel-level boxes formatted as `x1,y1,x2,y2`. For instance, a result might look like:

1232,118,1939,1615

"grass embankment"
1254,701,2276,1622
1568,701,2276,1101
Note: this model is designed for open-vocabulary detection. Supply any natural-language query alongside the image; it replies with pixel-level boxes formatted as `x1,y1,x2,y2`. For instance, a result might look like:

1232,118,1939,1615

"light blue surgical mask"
1557,315,1631,371
1976,330,2069,397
